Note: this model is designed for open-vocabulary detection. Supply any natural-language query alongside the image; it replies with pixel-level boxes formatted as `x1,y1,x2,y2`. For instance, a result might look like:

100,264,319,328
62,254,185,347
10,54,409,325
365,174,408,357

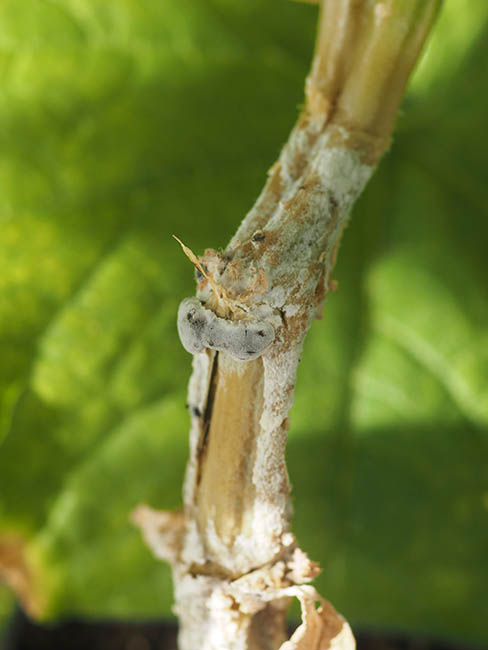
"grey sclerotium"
177,297,275,361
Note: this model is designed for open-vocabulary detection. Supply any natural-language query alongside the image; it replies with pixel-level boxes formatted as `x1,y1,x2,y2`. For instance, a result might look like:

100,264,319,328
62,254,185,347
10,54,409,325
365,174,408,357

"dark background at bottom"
2,609,486,650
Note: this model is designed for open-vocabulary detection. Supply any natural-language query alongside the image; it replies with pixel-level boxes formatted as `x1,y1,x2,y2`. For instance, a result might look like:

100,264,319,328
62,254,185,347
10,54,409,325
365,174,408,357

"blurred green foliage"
0,0,487,644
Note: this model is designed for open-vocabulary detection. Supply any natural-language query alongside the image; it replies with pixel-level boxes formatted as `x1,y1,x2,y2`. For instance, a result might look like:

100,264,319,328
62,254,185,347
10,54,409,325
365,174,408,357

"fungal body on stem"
177,297,275,361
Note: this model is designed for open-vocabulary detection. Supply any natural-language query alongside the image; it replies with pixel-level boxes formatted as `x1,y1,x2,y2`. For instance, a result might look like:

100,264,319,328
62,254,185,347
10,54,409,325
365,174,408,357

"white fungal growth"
177,297,275,361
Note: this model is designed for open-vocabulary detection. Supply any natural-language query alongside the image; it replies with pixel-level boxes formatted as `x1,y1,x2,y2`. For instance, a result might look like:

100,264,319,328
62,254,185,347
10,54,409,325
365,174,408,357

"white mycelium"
177,297,275,361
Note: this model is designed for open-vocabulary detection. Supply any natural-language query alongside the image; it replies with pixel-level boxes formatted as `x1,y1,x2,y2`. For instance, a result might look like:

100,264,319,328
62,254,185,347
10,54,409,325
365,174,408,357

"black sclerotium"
191,405,202,418
177,297,275,361
251,229,266,243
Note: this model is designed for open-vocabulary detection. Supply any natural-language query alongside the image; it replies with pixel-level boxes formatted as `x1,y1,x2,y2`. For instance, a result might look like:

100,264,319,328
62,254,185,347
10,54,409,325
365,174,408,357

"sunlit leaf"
1,0,487,645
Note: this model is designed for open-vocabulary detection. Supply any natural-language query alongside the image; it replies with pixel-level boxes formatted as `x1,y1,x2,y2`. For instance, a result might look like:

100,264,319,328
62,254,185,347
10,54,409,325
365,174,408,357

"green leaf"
1,0,487,646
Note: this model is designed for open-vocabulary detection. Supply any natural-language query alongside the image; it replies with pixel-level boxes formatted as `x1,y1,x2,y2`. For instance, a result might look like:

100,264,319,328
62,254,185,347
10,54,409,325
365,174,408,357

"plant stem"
134,1,441,649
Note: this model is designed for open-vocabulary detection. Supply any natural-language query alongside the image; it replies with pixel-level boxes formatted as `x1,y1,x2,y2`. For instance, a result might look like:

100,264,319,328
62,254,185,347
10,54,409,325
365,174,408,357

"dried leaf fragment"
279,587,355,650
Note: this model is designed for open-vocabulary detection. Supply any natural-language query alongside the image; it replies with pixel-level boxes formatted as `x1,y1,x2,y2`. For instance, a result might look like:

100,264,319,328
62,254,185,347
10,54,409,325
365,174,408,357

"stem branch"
134,2,441,648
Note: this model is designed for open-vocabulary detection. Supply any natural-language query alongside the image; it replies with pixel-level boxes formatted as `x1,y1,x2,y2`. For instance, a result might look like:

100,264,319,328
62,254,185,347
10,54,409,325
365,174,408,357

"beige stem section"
196,356,265,557
307,0,442,162
133,1,441,649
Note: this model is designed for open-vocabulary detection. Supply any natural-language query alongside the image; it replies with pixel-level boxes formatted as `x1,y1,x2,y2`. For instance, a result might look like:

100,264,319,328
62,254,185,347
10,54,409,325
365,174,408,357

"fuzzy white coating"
177,297,275,361
177,298,207,354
